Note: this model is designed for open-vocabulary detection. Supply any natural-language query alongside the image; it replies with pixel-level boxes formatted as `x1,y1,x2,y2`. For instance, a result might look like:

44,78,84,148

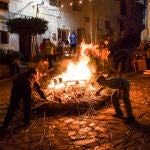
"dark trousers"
111,90,123,115
2,86,31,128
46,55,53,69
70,44,76,55
111,89,134,118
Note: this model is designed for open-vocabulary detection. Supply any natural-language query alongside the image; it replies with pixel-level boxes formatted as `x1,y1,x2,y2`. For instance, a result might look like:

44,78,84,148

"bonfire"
33,42,113,115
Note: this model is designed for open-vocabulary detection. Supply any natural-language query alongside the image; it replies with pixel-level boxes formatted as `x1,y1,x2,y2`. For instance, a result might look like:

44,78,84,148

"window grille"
72,4,81,12
0,1,8,11
49,0,61,7
0,31,9,44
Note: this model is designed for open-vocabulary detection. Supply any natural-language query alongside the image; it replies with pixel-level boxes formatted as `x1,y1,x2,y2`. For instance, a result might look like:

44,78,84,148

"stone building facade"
0,0,144,53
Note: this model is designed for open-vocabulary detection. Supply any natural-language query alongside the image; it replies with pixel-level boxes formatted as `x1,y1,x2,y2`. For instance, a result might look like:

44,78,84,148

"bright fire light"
48,42,102,90
61,59,91,80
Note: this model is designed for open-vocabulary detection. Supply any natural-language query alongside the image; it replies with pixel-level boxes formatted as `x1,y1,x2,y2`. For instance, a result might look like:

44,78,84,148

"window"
85,17,90,23
77,28,85,43
0,1,9,11
0,31,9,44
105,20,110,29
49,0,60,7
120,21,124,32
72,4,81,12
105,20,113,35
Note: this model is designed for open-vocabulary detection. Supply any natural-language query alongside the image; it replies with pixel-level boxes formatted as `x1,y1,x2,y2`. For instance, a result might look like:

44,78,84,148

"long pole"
90,0,93,43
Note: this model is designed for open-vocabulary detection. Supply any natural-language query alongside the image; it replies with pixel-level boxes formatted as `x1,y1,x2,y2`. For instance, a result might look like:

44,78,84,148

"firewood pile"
32,77,113,115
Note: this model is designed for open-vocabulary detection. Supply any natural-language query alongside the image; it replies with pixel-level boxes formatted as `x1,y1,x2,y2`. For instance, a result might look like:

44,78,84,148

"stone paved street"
0,68,150,149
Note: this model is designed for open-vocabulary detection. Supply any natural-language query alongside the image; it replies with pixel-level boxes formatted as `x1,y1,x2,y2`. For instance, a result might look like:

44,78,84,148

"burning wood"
32,42,113,114
33,76,113,115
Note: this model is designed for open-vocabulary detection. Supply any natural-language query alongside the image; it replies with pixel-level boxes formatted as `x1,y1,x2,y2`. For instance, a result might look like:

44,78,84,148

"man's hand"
95,86,105,96
43,97,49,101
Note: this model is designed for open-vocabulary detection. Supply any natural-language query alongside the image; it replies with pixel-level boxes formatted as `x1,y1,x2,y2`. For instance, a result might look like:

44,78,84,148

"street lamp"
36,0,44,17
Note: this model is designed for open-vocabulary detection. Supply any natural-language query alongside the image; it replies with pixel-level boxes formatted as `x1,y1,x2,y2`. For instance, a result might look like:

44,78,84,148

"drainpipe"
148,0,150,38
89,0,93,43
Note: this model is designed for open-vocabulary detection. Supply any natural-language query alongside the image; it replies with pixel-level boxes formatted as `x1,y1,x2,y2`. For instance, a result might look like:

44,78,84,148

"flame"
61,59,91,81
47,41,109,90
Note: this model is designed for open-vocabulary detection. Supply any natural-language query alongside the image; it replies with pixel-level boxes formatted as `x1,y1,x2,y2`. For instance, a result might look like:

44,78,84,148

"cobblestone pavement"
0,70,150,150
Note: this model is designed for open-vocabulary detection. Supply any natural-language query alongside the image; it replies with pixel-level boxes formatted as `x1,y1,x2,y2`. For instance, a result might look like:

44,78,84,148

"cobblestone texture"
0,69,150,149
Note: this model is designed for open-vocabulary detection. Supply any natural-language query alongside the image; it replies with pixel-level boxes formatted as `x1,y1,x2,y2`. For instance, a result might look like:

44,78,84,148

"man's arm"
34,82,47,100
95,86,105,96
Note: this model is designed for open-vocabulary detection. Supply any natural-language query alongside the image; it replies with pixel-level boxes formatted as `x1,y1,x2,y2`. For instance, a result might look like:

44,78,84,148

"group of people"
0,32,135,133
39,38,56,70
0,67,135,132
39,32,77,67
89,35,129,77
56,31,77,57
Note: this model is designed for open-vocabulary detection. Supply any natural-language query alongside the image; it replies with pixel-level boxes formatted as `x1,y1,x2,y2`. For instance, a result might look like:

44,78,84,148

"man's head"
96,76,106,85
27,68,37,75
7,50,11,54
27,68,37,80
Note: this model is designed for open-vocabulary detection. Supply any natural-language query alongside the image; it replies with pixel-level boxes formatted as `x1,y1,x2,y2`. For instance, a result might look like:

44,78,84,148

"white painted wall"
0,0,92,50
0,0,123,51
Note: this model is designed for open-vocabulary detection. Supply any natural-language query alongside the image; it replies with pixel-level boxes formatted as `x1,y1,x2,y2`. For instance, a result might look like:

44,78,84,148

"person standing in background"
4,50,20,75
56,38,64,59
39,38,46,59
45,38,56,70
103,38,118,76
69,31,77,55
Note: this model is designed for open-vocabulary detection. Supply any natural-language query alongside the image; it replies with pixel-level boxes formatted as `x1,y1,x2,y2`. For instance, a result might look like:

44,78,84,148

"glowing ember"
33,42,112,113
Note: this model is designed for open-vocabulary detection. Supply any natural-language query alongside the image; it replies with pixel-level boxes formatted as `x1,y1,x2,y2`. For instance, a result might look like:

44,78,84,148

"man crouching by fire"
0,68,47,131
96,75,135,124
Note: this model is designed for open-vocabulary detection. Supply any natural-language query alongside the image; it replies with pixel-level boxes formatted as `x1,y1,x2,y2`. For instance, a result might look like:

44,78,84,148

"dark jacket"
12,72,46,100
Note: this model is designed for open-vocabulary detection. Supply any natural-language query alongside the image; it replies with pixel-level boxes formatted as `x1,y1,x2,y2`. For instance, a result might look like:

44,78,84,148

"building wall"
0,0,143,51
94,0,120,43
148,0,150,36
0,0,92,51
0,0,123,50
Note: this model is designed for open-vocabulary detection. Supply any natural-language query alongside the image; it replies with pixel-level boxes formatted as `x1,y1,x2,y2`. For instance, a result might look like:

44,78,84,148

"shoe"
112,113,123,118
124,117,135,124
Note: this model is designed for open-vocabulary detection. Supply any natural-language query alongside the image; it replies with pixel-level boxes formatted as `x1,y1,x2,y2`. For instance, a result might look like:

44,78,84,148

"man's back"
107,77,130,90
12,72,32,95
70,34,76,44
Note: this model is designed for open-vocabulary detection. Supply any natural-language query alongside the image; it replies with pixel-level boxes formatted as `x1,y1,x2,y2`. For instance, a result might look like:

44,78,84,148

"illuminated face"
104,40,109,45
97,76,106,85
29,73,37,80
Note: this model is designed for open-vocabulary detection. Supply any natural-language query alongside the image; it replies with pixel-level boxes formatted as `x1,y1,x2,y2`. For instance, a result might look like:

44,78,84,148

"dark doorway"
58,28,69,43
19,35,31,61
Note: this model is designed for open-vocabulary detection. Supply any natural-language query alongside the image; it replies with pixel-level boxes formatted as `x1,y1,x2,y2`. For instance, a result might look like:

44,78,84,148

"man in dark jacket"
1,68,47,129
96,75,135,124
